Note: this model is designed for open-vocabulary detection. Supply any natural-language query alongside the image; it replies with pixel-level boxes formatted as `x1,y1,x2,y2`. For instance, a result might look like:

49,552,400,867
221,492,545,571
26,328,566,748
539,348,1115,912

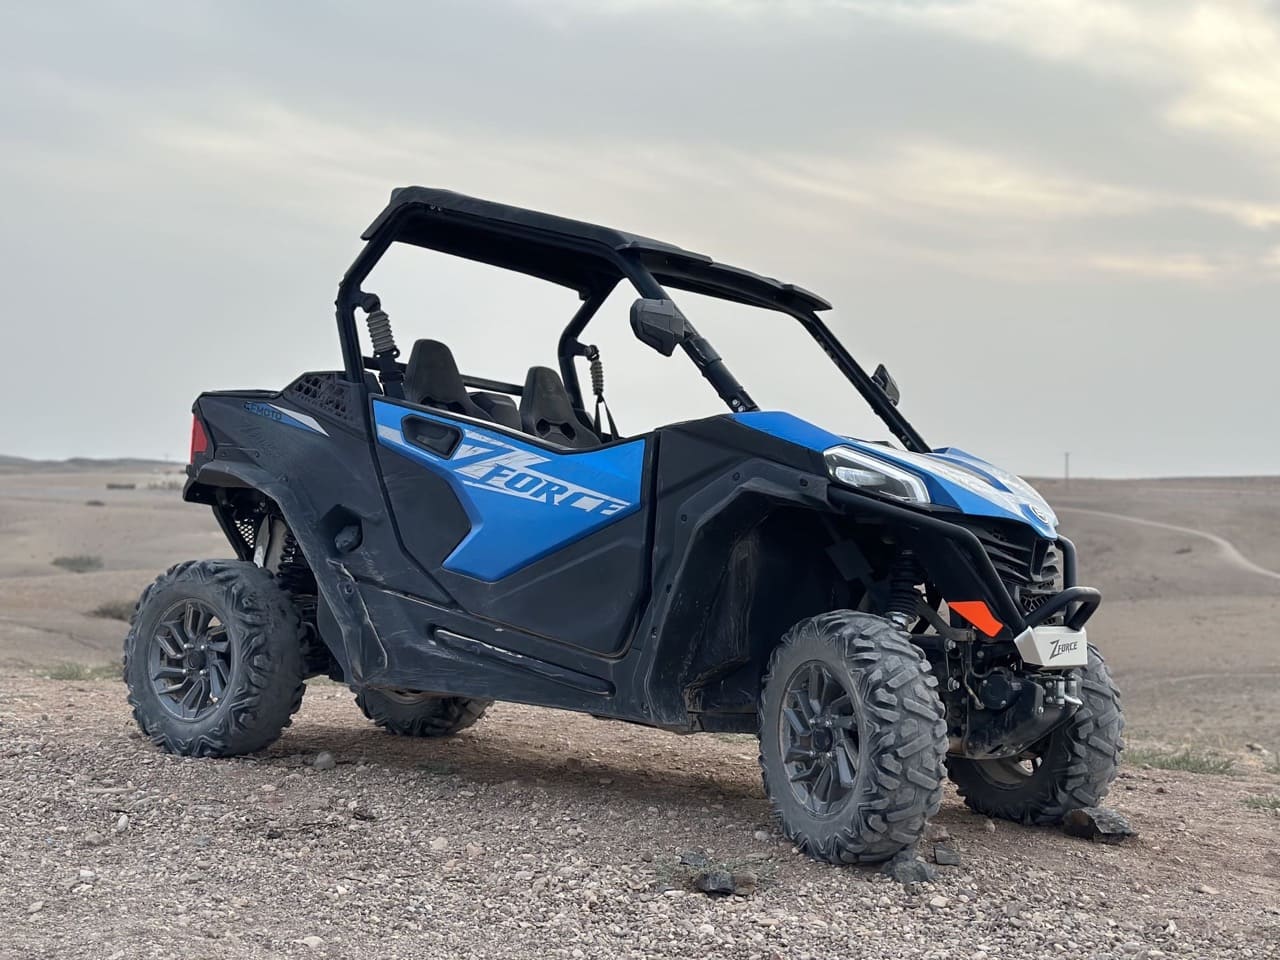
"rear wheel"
124,560,305,757
758,611,947,864
947,644,1123,823
356,688,490,737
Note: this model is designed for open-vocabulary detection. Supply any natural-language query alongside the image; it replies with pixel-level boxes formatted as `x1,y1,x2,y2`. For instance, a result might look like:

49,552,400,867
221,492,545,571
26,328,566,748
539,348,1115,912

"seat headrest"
519,367,600,449
403,340,487,421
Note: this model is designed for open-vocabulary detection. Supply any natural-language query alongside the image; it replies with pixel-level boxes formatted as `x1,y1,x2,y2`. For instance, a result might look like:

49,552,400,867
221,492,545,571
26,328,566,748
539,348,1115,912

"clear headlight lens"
823,446,930,504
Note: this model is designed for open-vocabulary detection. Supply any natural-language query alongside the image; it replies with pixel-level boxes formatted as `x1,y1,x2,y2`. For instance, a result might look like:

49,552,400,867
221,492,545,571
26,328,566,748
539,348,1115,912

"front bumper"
827,487,1100,642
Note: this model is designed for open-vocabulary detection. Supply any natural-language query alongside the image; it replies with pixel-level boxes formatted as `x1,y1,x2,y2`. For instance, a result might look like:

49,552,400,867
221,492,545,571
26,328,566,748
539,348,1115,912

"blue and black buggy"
125,188,1123,865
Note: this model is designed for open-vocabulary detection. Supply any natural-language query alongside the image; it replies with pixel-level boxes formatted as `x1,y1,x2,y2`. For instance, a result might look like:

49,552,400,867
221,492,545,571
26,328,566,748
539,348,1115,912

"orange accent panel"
949,600,1004,638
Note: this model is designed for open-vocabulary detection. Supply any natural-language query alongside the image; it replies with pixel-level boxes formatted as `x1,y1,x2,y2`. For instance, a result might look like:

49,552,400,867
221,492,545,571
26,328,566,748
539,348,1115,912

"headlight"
823,446,930,504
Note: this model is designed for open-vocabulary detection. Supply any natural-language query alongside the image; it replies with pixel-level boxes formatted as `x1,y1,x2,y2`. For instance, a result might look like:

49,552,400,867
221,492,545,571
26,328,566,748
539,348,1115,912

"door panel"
372,398,646,581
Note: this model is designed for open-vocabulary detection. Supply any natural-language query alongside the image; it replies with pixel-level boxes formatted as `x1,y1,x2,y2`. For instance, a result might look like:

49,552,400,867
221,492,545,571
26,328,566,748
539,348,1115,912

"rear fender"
186,459,381,684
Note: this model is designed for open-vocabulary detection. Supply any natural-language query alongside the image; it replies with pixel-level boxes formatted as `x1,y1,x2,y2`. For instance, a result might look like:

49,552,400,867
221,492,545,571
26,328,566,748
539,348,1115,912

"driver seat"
519,367,601,449
403,340,490,422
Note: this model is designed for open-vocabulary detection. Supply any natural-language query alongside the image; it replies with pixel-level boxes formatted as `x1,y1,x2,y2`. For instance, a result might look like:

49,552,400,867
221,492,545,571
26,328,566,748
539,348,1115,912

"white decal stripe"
269,403,329,437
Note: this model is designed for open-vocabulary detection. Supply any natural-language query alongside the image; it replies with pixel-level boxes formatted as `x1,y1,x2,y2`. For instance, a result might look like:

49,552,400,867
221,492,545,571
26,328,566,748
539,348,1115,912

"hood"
731,411,1058,539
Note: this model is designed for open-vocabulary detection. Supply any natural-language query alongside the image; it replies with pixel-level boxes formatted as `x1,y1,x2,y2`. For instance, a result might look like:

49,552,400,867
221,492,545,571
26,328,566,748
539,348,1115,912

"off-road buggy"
124,187,1123,864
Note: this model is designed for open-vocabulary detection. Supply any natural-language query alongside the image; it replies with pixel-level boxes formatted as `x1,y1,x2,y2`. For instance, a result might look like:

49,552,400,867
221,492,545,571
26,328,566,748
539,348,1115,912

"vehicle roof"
361,187,831,312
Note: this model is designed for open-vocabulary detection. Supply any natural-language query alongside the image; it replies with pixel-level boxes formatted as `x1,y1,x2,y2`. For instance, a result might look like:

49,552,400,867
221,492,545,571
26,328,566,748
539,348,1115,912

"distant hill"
0,455,182,474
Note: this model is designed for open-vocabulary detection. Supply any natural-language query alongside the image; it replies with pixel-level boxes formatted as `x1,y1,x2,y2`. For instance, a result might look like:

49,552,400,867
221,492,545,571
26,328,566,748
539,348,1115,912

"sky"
0,0,1277,477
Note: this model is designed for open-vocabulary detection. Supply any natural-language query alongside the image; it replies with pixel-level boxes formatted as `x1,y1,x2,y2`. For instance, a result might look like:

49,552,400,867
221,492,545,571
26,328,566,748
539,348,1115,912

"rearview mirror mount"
872,363,901,406
630,298,688,357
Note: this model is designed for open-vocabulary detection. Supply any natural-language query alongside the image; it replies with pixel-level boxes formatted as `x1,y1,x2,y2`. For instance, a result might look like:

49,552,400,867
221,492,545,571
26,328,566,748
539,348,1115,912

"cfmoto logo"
1028,503,1053,524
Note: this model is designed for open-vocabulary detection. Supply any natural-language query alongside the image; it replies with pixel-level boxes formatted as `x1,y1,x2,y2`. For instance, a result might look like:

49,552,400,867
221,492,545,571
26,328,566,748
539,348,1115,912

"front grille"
959,518,1060,616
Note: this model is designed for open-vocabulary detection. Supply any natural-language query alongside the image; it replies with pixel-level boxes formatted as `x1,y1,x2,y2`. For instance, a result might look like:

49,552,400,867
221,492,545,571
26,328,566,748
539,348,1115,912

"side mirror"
630,299,688,357
872,363,901,406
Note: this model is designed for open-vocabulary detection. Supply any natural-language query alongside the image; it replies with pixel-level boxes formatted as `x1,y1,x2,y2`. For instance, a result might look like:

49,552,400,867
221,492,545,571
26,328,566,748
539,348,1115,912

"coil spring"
275,528,314,594
589,349,605,398
366,309,398,357
886,551,921,623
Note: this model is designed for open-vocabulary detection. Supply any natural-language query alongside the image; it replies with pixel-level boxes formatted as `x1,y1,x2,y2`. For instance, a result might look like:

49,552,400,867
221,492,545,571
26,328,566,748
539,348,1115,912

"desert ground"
0,459,1276,958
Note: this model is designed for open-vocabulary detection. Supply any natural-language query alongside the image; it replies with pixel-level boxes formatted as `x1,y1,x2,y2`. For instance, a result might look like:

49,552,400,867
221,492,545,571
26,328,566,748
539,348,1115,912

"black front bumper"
827,487,1100,638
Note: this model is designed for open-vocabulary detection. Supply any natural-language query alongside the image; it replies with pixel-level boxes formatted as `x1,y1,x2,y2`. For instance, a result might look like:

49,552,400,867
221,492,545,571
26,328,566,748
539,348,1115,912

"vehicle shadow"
269,714,769,813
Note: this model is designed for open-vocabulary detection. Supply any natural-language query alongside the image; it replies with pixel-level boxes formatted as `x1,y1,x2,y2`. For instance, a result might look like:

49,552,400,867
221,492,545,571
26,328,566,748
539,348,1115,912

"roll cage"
335,186,929,453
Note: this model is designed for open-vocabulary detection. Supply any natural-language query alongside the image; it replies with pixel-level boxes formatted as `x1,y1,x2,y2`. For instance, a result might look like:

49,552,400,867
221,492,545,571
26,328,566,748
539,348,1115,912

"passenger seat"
518,367,601,449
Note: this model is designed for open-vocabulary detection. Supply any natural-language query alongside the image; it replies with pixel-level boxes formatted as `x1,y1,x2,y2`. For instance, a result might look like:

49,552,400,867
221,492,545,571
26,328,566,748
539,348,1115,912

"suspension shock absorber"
362,294,404,397
886,550,922,629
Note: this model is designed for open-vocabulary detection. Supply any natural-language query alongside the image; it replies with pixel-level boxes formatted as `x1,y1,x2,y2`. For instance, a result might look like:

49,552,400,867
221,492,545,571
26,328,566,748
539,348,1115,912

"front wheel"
356,688,490,737
946,644,1124,824
758,611,947,865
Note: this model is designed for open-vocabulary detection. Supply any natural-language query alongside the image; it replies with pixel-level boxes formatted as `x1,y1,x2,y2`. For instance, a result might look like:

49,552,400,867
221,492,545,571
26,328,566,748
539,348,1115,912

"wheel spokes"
154,626,184,661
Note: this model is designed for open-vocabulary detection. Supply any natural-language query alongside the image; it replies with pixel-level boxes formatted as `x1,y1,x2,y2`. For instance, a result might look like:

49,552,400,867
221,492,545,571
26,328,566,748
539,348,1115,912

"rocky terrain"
1,678,1277,960
0,462,1278,958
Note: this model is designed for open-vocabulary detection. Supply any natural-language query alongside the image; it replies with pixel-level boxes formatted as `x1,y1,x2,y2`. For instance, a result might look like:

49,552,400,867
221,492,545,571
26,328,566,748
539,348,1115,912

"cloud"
842,0,1280,157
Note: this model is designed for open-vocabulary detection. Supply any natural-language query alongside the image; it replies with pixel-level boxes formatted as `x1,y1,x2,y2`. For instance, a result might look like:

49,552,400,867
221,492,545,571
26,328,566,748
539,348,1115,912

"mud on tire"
123,559,305,757
356,689,490,737
947,644,1123,824
758,611,947,865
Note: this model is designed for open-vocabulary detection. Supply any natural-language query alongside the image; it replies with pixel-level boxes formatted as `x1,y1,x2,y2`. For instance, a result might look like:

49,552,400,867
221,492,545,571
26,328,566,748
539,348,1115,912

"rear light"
189,416,209,461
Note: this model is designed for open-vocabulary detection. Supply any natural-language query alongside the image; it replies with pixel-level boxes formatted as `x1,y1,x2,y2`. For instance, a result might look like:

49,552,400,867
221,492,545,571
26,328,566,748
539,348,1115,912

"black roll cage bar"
334,197,930,453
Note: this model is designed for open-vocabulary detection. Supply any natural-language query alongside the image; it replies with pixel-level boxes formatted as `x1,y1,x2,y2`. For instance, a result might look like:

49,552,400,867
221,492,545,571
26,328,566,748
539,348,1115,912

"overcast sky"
1,0,1277,477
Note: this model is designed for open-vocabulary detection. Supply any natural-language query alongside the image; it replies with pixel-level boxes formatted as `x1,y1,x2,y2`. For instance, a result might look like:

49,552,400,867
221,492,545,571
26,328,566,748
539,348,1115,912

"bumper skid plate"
1014,624,1088,668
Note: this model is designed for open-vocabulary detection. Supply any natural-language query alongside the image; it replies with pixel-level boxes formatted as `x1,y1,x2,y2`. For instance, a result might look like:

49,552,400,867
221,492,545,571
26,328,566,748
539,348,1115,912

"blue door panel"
372,400,645,581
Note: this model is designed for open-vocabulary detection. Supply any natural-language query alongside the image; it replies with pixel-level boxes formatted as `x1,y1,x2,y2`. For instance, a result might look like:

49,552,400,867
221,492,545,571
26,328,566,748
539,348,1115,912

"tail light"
189,415,209,462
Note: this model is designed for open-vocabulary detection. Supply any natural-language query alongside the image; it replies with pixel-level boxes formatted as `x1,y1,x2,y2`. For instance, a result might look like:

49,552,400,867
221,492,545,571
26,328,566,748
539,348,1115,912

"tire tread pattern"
355,689,490,738
123,560,306,757
758,611,947,865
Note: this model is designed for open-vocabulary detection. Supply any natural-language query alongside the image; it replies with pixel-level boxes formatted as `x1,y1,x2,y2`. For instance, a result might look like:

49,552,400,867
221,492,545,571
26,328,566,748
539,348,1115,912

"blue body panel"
732,411,1058,538
373,400,646,581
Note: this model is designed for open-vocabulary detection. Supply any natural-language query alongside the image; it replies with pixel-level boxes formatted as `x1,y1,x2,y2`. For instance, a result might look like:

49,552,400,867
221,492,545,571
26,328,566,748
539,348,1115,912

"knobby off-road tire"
758,611,947,865
124,560,305,757
356,689,490,737
947,644,1124,824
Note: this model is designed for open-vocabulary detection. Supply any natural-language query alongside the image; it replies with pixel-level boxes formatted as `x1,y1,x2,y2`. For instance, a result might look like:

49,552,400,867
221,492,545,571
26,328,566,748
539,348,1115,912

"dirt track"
1,677,1278,960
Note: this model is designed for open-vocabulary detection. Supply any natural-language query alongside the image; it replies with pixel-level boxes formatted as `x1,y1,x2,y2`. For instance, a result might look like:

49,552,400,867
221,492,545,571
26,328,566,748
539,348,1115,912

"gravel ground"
1,676,1277,960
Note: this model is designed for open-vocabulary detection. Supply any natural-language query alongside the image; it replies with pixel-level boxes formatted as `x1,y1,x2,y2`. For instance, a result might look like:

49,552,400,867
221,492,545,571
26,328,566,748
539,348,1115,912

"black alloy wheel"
780,661,861,816
148,598,234,720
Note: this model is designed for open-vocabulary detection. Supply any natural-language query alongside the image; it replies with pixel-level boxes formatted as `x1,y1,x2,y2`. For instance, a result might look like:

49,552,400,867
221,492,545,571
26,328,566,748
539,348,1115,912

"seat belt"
585,345,619,440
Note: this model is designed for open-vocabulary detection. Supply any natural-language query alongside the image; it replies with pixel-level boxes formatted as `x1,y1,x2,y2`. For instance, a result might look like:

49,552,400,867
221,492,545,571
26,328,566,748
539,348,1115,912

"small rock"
1245,742,1271,756
351,808,376,822
311,751,336,771
753,830,770,842
265,829,283,840
1196,883,1219,896
928,895,950,909
27,901,44,914
1062,807,1136,844
730,871,758,896
1003,901,1025,918
934,844,962,866
881,852,936,885
925,823,951,842
465,843,484,859
679,849,709,869
299,935,324,950
428,837,449,852
983,819,997,834
112,814,129,834
694,870,735,896
84,831,107,847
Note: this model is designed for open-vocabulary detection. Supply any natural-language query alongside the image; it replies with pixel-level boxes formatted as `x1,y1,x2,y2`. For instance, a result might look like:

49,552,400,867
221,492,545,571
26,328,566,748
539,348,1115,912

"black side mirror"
872,363,901,406
630,299,688,357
